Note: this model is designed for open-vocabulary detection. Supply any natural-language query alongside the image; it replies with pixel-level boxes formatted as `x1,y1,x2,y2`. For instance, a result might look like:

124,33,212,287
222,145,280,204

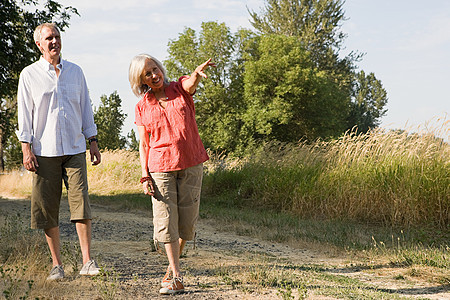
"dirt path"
0,197,448,299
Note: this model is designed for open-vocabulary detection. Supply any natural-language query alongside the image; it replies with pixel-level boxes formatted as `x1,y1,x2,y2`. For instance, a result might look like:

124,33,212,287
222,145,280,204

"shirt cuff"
83,126,97,139
16,130,32,143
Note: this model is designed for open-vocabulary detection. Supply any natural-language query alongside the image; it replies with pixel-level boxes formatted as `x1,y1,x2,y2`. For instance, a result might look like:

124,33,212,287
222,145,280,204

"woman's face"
141,59,164,91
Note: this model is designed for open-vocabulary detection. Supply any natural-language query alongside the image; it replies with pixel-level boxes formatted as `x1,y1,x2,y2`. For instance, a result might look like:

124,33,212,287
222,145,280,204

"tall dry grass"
1,118,448,229
86,149,141,195
203,117,449,229
0,215,49,299
0,169,33,199
315,123,449,228
0,150,142,199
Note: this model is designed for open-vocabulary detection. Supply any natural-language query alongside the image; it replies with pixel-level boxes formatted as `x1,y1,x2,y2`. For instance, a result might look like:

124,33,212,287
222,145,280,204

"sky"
54,0,449,140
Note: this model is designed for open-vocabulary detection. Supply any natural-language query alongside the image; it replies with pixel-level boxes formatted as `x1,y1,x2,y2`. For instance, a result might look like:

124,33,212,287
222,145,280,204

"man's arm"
17,69,38,172
79,68,98,144
78,68,100,165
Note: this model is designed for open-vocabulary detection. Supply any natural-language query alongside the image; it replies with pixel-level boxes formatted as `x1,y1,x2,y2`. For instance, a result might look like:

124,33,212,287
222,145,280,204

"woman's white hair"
129,54,169,97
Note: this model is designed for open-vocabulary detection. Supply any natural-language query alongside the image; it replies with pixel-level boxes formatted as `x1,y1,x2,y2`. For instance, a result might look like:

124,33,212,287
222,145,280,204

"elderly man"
17,23,101,280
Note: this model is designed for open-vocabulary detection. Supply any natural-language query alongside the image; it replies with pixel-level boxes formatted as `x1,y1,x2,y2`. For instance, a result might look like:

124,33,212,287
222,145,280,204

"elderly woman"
128,54,214,295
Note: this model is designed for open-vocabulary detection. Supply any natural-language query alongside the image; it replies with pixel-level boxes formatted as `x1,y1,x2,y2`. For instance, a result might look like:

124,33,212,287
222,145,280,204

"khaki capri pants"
151,163,203,243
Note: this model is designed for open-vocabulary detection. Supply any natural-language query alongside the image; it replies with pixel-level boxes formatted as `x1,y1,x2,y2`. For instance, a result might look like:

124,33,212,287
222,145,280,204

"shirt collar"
38,56,64,71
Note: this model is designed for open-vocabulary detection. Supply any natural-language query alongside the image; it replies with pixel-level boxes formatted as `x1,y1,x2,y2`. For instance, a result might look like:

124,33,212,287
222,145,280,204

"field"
0,118,448,299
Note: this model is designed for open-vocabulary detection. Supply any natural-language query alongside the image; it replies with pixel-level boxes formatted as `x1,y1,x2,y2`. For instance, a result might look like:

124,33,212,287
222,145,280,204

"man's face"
36,26,61,62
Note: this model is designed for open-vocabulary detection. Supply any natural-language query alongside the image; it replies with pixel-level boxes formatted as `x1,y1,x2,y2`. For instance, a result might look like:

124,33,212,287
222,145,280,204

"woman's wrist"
140,176,152,183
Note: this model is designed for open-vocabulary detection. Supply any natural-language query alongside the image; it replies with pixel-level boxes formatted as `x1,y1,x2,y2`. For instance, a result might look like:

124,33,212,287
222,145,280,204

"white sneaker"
47,265,64,280
79,259,101,276
159,277,184,295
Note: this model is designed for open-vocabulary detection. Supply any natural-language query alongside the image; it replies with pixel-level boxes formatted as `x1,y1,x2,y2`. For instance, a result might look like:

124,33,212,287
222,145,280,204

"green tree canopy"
165,1,388,155
126,129,139,152
94,91,127,150
1,0,78,100
249,0,387,135
348,70,388,132
243,34,349,143
248,0,346,52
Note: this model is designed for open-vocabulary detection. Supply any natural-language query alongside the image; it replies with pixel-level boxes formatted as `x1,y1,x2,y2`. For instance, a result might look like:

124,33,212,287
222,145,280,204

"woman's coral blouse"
135,76,209,172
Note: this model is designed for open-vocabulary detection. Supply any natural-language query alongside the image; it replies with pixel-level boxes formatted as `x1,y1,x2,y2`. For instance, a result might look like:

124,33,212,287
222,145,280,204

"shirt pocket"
60,83,81,105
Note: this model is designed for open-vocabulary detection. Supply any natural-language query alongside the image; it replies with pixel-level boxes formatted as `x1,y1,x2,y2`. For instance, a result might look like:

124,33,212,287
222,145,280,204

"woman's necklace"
153,91,168,108
153,89,168,102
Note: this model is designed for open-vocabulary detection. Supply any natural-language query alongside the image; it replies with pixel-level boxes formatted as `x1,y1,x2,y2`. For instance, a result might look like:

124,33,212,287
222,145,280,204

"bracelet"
88,137,98,144
140,176,152,184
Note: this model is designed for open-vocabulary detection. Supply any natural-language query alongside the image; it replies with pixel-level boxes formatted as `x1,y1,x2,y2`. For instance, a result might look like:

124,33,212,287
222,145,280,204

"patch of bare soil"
0,197,448,299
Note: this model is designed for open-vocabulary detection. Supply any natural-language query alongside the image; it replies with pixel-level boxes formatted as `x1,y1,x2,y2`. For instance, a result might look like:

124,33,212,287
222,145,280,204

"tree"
0,0,78,171
347,71,388,132
0,97,22,170
248,0,346,52
242,34,349,143
248,0,357,70
126,129,139,152
93,91,127,150
248,0,355,88
165,22,256,153
248,0,387,136
3,132,22,170
247,1,356,145
164,1,388,154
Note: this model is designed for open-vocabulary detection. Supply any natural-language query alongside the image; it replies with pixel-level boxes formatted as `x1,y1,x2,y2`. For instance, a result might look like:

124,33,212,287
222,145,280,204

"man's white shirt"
17,57,97,157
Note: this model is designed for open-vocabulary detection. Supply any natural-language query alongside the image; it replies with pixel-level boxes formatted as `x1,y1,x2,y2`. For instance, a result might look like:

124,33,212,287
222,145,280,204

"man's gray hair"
34,23,60,43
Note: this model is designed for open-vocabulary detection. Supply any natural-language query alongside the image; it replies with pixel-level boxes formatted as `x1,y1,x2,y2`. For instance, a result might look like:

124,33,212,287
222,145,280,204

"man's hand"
88,139,101,165
21,142,39,172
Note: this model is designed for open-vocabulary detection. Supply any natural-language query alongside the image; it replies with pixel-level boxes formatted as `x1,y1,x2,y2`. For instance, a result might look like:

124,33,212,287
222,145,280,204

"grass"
0,212,113,299
85,149,141,195
0,214,48,267
202,122,449,229
0,170,32,199
199,253,437,300
1,264,34,300
0,214,48,299
1,120,447,229
0,117,448,299
93,267,120,300
199,198,449,290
